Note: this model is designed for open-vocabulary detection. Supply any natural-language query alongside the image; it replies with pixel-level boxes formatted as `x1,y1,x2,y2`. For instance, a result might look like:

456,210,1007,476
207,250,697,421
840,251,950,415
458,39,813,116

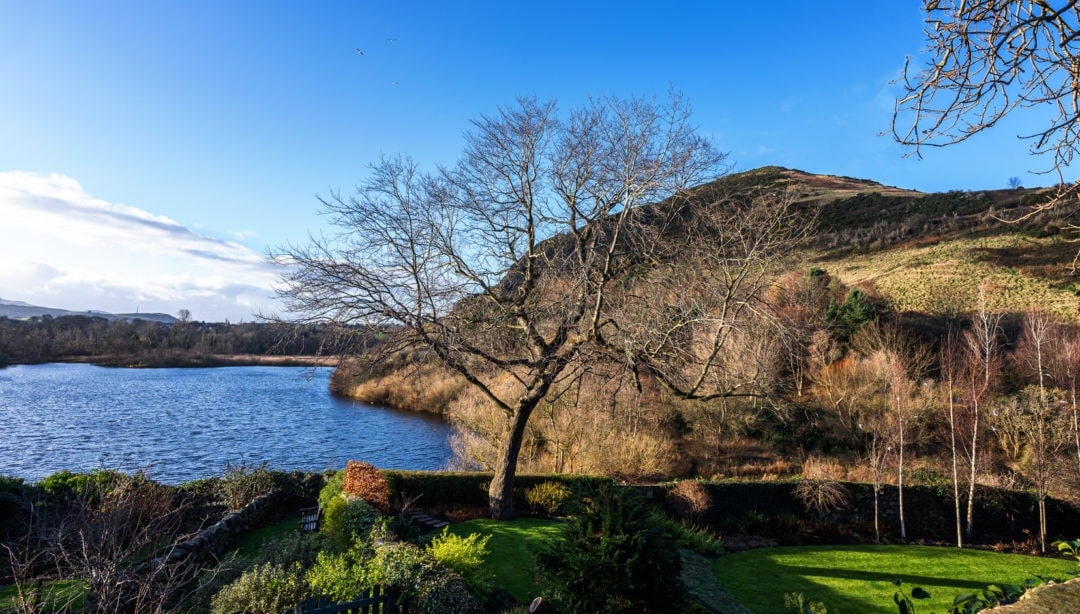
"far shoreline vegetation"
0,316,344,369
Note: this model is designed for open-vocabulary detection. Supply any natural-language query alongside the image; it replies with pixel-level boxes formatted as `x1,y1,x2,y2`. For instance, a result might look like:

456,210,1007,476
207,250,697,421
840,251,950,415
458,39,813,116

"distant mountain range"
0,299,179,324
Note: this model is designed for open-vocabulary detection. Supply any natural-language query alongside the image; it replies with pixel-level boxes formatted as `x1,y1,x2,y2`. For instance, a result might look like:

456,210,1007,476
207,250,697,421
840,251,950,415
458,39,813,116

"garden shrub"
318,470,345,509
0,475,35,536
342,460,391,513
381,470,612,511
210,562,309,614
368,542,483,613
652,514,725,557
306,546,372,603
524,480,573,516
537,483,685,613
383,471,491,508
38,469,123,501
322,496,384,551
425,528,492,595
665,479,711,522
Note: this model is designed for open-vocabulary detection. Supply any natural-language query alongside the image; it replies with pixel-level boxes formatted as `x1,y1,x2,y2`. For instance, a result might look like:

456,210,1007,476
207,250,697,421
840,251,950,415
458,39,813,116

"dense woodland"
0,316,332,366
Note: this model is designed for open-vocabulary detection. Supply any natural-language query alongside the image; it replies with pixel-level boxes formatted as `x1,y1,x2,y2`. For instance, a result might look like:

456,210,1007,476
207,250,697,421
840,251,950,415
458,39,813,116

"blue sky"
0,1,1066,322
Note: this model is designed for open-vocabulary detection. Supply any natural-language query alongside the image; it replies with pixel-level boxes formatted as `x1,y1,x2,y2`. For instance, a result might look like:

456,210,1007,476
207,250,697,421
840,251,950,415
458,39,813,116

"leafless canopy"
894,0,1080,176
275,93,809,517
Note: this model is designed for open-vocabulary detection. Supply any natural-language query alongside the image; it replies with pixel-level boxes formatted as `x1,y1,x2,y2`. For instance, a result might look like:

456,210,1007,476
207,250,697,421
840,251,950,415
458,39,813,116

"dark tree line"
0,315,333,366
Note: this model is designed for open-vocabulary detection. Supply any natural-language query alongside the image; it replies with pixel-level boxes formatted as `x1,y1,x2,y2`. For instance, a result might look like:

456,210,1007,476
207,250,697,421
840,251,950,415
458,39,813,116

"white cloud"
0,170,284,322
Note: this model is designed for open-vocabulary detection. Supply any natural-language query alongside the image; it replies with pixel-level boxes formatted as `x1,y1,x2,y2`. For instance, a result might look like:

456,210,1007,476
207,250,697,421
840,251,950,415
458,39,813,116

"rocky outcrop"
983,577,1080,613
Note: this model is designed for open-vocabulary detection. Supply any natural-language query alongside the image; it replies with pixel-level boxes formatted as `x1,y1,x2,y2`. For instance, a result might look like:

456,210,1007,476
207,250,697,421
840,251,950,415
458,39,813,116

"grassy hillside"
711,167,1079,322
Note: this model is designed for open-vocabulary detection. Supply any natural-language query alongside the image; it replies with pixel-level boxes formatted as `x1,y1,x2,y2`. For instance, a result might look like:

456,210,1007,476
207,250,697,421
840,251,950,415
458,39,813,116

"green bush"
383,471,491,507
38,469,123,500
318,470,345,509
0,475,36,536
368,542,483,613
306,546,372,603
523,481,572,516
426,528,492,595
322,496,384,551
537,483,685,613
210,562,309,614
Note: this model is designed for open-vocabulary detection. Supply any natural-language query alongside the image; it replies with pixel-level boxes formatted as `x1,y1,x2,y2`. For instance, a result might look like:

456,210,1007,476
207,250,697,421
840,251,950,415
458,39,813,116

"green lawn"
228,516,302,560
713,545,1077,613
0,579,86,612
445,517,564,604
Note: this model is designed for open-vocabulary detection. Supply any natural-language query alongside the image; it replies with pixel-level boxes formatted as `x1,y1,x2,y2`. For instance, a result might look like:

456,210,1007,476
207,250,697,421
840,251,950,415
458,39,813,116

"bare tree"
959,287,1003,540
1014,306,1069,552
1047,322,1080,483
275,94,807,519
894,1,1080,176
894,0,1080,267
940,322,966,547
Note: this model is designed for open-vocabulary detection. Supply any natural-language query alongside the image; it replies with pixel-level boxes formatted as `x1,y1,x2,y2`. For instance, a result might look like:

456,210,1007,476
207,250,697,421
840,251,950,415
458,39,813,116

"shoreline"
53,354,338,368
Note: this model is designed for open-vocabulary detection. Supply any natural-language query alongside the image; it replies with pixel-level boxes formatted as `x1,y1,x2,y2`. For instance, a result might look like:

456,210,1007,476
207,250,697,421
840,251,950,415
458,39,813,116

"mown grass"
0,579,86,612
445,517,564,604
228,516,303,560
713,545,1077,613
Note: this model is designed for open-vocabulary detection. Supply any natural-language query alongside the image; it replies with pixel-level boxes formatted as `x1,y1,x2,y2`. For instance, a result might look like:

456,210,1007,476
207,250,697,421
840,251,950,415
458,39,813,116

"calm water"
0,363,454,484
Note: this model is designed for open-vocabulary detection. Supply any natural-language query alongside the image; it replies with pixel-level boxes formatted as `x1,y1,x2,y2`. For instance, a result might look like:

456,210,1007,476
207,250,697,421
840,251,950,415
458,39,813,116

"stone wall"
159,492,277,565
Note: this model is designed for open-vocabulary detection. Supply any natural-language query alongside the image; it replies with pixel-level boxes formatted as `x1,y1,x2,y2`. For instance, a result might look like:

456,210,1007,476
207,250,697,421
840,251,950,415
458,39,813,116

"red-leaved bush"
341,460,390,513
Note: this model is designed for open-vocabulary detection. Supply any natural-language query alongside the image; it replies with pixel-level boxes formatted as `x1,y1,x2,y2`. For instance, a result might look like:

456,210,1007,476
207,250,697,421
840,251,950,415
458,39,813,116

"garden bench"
299,505,321,533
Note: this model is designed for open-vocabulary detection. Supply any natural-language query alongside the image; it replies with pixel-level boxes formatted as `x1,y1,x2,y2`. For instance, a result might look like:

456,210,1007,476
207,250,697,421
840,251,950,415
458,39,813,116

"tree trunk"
966,404,979,539
898,418,906,541
1039,495,1047,554
949,394,963,548
488,404,535,520
873,482,880,543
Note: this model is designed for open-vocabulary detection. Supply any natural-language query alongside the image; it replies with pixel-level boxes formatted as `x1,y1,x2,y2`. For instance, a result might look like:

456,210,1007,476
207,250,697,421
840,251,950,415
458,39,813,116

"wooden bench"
299,505,321,533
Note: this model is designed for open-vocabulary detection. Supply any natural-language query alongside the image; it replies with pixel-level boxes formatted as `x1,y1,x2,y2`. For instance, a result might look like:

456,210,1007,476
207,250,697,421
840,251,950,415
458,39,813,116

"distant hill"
0,299,179,324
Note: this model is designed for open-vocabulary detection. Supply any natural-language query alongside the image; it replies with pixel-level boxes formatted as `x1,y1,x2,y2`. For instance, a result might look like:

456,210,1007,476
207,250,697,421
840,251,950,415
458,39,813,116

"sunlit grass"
816,234,1080,322
446,517,564,604
0,579,87,612
713,545,1076,613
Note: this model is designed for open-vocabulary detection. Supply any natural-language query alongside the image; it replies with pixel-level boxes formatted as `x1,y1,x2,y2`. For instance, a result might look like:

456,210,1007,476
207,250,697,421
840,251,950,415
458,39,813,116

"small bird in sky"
386,37,397,43
355,48,364,55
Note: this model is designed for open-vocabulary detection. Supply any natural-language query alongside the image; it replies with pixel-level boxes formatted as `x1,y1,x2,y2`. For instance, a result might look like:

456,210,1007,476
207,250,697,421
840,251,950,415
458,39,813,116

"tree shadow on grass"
711,545,1069,613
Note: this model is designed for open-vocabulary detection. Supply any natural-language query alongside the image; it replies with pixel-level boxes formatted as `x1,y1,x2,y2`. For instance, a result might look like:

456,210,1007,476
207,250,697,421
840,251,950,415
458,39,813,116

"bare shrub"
54,472,204,613
219,460,276,511
793,478,850,520
666,480,712,522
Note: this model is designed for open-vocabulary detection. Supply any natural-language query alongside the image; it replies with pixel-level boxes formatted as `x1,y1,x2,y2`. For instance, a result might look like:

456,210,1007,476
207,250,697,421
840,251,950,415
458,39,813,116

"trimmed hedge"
658,479,1080,546
381,471,613,513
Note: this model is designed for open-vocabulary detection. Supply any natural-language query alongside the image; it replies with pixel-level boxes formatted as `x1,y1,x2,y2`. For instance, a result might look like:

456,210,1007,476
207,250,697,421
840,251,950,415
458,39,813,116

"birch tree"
959,287,1003,539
